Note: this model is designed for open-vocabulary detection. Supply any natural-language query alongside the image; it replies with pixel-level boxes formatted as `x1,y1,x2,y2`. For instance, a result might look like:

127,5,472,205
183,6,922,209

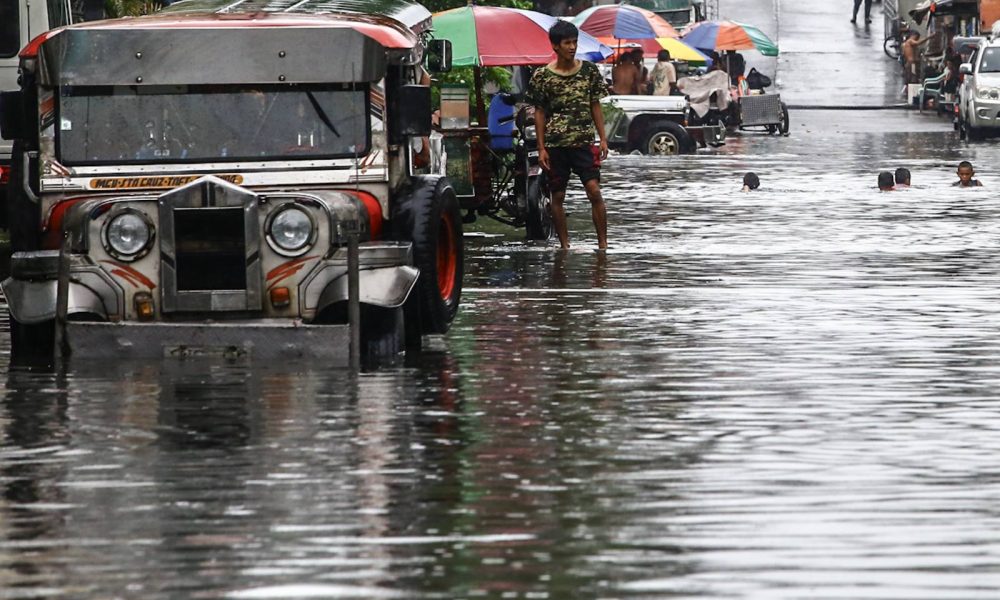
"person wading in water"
527,20,610,249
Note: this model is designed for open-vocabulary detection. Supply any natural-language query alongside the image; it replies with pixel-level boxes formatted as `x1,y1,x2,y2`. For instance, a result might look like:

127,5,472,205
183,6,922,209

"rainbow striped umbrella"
596,36,710,65
573,4,680,39
681,20,779,56
432,6,613,67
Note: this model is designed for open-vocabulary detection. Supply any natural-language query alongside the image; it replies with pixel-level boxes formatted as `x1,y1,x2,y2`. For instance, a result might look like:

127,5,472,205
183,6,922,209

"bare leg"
550,189,570,249
583,178,608,249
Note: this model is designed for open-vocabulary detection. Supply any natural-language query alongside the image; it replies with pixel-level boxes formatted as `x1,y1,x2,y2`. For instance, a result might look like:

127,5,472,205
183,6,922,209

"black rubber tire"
6,142,41,253
524,176,552,241
641,122,696,155
393,176,463,336
9,316,55,367
361,305,404,367
778,102,790,136
884,36,900,60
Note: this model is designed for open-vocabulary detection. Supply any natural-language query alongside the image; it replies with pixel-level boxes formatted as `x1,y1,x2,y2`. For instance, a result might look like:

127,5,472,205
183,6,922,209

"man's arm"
591,101,609,160
534,105,550,171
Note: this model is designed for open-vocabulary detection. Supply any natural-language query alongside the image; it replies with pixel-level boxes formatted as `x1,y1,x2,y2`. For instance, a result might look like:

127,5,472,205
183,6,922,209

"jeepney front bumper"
2,244,417,362
64,320,352,361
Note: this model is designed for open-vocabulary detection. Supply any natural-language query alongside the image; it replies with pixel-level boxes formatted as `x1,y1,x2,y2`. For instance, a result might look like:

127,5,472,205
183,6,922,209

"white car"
959,38,1000,140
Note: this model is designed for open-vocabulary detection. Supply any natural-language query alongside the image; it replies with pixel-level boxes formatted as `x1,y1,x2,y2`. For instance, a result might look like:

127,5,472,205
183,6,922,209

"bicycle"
884,19,911,61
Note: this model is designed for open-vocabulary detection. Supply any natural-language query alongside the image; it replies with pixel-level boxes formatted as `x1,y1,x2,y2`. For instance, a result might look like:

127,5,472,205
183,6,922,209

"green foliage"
431,66,513,112
422,0,531,12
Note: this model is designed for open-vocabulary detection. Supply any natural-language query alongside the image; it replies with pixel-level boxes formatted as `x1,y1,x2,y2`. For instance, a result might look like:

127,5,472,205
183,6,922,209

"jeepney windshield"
57,84,370,165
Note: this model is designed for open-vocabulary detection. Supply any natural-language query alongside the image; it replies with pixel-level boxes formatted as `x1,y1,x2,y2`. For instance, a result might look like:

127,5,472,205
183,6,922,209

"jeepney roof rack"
161,0,433,35
32,0,434,86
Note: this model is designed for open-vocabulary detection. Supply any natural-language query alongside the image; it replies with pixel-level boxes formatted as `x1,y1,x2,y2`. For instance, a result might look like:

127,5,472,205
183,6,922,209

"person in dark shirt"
723,50,746,86
954,161,984,187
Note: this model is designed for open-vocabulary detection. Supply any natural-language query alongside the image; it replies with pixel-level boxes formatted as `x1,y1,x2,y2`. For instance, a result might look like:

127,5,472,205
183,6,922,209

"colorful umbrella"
573,4,680,40
681,20,779,56
432,6,613,67
596,36,710,65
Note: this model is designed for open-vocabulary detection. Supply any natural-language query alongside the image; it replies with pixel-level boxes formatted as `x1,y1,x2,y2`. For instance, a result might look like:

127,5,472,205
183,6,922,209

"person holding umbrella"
527,20,610,250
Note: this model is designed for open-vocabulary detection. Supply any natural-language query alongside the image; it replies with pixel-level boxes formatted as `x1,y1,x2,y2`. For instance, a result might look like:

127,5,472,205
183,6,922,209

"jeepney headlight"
267,205,314,256
103,210,154,261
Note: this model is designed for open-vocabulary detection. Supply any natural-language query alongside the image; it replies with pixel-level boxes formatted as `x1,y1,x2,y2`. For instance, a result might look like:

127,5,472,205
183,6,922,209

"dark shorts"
546,145,601,193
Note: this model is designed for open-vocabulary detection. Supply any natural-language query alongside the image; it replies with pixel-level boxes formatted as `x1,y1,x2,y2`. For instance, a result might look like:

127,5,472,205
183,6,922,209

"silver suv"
959,37,1000,141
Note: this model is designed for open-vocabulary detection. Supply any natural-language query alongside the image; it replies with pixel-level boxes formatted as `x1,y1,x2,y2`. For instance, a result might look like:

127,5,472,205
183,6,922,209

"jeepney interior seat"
488,93,516,151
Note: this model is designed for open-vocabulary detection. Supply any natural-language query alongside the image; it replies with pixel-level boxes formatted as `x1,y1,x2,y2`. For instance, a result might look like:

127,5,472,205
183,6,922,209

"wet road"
5,1,1000,599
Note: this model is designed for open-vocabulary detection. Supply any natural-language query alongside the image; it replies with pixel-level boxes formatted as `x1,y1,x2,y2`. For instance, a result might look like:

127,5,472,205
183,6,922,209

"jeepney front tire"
525,176,552,241
642,122,695,155
395,176,463,336
6,142,41,253
9,316,55,367
361,305,404,367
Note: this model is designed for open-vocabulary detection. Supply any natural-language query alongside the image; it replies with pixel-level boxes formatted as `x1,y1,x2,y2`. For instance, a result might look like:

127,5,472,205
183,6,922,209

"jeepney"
602,94,726,155
0,0,460,366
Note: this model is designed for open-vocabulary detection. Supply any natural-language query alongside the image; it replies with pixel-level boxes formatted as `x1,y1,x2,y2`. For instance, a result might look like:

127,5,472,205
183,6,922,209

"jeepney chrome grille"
174,207,247,291
158,176,262,313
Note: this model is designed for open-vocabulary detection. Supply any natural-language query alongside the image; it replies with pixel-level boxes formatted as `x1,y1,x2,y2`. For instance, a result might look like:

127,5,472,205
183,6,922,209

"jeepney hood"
604,95,689,113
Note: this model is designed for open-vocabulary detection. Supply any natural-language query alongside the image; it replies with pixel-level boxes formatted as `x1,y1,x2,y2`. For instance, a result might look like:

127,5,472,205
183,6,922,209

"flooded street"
5,0,1000,598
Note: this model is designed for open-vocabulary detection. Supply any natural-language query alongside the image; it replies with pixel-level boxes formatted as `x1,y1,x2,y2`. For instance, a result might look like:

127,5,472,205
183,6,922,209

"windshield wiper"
306,91,341,138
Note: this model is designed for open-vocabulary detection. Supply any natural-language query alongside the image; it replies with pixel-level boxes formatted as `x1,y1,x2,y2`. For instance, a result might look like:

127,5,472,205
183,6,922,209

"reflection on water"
2,123,1000,598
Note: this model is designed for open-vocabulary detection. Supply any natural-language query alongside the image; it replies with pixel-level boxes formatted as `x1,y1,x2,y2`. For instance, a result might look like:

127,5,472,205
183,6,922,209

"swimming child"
742,172,760,192
954,161,983,187
877,171,895,191
894,167,910,188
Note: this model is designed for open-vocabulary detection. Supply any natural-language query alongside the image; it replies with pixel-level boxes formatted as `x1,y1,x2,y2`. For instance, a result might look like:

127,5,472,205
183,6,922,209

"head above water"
548,20,578,46
878,171,895,191
957,160,975,183
894,167,911,185
743,172,760,190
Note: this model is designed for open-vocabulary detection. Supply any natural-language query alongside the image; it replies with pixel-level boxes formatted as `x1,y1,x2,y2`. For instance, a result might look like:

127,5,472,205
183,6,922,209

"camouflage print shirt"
526,61,607,148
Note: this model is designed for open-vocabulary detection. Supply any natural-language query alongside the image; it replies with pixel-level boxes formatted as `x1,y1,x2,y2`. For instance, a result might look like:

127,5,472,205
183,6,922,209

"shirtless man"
611,53,639,95
902,31,932,84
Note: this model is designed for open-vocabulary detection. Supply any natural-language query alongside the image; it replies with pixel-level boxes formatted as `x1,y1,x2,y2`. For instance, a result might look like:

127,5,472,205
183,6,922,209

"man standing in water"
528,21,610,249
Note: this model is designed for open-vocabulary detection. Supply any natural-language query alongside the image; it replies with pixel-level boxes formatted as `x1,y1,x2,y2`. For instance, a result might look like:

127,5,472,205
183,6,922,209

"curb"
786,104,913,111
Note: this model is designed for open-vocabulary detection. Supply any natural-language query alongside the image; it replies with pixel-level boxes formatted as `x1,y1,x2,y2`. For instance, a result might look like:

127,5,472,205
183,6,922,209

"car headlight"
976,87,1000,99
267,206,314,255
103,210,153,260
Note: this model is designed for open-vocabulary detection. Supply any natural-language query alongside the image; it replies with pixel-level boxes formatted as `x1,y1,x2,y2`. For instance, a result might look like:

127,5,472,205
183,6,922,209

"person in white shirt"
650,50,677,96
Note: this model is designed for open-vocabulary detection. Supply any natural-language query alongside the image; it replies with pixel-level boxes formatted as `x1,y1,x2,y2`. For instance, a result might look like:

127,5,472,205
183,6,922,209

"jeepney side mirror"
426,39,453,73
960,62,973,75
0,91,27,141
390,84,432,143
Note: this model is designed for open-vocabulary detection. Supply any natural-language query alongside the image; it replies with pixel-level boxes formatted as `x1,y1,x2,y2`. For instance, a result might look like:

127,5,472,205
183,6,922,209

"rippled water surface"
6,1,1000,595
4,110,1000,598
